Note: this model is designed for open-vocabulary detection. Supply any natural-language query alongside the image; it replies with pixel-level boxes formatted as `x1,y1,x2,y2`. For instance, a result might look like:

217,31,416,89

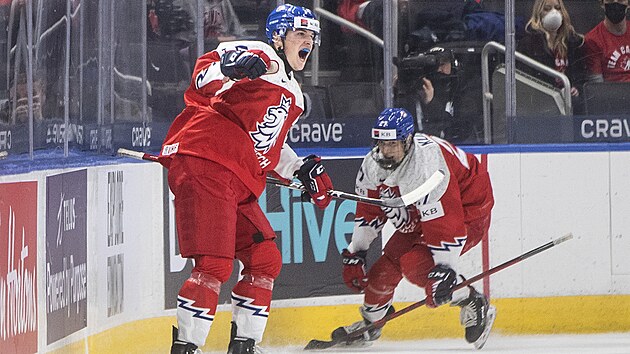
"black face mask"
605,2,628,25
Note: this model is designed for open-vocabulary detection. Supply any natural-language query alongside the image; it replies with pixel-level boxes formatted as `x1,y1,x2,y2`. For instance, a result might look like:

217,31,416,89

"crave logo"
0,182,38,353
251,95,292,169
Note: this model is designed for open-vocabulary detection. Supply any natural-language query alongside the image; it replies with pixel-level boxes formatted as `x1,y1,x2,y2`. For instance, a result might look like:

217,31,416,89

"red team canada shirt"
584,21,630,82
159,41,305,197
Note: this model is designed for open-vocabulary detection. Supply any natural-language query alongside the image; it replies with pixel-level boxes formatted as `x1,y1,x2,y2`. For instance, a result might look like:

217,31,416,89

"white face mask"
542,9,563,32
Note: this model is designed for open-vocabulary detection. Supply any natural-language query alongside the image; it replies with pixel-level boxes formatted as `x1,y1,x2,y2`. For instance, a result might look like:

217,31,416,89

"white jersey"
349,133,494,268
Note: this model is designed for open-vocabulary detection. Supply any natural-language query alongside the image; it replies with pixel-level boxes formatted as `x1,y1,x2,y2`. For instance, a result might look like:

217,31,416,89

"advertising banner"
45,170,88,344
0,181,38,354
573,115,630,142
104,169,124,318
264,158,381,299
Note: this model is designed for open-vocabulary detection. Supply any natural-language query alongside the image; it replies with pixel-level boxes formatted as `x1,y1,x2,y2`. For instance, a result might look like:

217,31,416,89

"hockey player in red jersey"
159,4,333,354
338,108,496,349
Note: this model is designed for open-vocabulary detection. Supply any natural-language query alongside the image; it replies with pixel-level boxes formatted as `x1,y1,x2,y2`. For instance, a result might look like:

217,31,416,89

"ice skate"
331,305,395,347
453,287,497,349
227,321,266,354
170,326,203,354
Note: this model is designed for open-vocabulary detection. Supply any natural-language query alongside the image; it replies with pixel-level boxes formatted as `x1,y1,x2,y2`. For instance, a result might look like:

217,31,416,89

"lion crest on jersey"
250,95,292,153
380,186,418,233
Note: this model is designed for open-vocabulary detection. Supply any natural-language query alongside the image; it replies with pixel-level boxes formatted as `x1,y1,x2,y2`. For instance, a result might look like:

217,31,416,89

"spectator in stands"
336,0,382,36
148,0,244,43
517,0,587,108
394,47,479,144
335,0,384,82
584,0,630,82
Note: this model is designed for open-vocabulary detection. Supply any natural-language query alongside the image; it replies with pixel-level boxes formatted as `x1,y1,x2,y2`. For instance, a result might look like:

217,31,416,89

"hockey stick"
304,233,574,350
117,148,159,162
267,170,444,208
116,148,445,208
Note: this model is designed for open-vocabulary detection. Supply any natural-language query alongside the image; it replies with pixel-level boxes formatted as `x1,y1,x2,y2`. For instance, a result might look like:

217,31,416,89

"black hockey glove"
341,249,368,293
220,50,268,80
425,264,457,308
295,155,333,209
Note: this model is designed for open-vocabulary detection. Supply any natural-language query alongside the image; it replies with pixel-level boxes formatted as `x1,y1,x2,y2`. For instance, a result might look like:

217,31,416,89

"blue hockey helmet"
371,108,416,170
266,4,320,45
372,108,415,141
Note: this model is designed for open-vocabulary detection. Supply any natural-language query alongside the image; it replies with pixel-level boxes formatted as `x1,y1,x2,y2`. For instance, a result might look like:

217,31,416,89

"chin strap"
274,42,294,77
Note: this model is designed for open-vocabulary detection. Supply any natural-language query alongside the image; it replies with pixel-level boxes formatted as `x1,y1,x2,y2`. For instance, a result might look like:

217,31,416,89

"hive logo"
259,187,355,264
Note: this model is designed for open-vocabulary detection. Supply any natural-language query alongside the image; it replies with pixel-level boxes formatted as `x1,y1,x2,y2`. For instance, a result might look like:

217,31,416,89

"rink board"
2,145,630,352
47,295,630,353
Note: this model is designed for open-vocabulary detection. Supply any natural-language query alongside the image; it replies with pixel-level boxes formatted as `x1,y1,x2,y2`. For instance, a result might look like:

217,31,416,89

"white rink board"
1,150,629,305
89,163,165,334
610,152,630,276
2,148,630,352
0,163,166,352
384,150,630,301
518,152,610,297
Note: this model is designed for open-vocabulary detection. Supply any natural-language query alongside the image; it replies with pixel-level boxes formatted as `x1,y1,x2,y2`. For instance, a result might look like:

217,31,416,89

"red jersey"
349,134,494,266
159,41,304,197
584,21,630,82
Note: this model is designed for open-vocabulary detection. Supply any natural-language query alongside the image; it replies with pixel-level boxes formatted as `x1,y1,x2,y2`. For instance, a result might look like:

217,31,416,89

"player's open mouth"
299,48,310,60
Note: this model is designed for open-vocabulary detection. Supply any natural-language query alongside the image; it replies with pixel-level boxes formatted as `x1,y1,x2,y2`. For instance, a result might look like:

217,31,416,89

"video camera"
394,47,455,95
396,53,440,78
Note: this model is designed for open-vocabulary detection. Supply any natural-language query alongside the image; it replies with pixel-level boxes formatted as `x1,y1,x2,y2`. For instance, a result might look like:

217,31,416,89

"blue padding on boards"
4,143,630,176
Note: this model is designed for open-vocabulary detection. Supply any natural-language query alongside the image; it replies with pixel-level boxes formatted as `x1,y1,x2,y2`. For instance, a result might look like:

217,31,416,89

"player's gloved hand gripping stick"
116,148,446,208
341,249,368,292
425,264,458,308
295,154,334,209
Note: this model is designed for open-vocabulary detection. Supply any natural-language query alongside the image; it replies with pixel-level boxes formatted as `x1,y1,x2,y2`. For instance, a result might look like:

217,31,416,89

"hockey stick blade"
0,151,7,159
304,339,340,350
303,233,573,350
268,169,445,209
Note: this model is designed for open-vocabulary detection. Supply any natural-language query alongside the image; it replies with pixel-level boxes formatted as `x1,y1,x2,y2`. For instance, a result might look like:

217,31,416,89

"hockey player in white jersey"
338,108,497,349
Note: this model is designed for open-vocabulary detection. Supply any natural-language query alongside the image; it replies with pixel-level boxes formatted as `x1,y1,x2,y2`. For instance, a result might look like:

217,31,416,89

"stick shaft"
117,148,159,162
117,148,443,208
352,233,574,335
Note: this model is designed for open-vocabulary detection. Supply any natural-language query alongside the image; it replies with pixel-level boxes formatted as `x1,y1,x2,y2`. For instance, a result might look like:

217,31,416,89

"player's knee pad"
364,255,401,302
367,255,402,288
399,247,434,287
192,255,234,283
245,240,282,279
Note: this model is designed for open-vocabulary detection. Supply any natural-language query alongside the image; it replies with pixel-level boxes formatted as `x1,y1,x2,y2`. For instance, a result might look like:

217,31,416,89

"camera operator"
394,47,476,143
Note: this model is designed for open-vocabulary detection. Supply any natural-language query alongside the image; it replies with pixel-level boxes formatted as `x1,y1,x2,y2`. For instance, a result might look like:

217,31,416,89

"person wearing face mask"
584,0,630,82
516,0,587,107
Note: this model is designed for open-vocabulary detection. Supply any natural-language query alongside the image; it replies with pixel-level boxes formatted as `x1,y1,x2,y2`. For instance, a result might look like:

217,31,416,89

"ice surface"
206,333,630,354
